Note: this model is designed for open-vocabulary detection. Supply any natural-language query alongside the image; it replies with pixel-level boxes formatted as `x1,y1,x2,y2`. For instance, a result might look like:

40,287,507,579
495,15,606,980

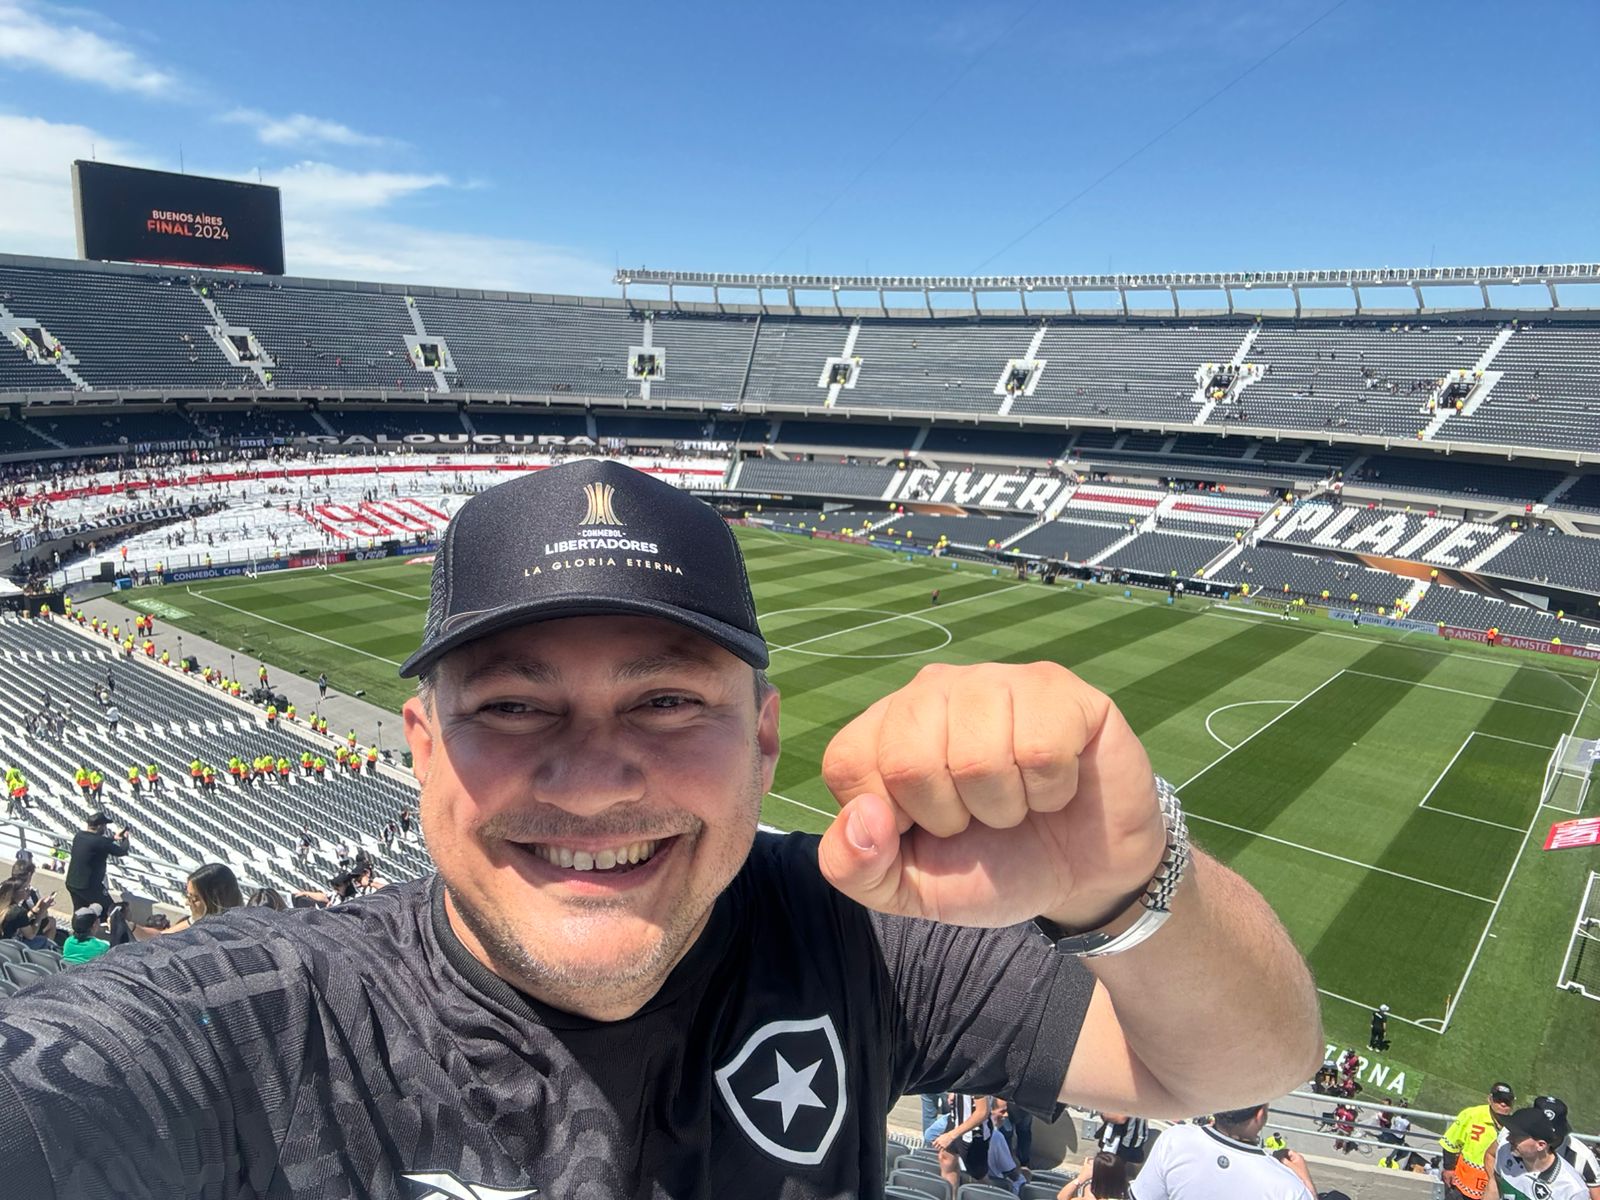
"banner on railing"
165,559,288,584
1328,609,1437,634
1439,624,1600,661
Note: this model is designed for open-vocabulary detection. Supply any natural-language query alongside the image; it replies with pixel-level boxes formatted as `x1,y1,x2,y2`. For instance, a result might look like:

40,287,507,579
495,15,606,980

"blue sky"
0,0,1596,296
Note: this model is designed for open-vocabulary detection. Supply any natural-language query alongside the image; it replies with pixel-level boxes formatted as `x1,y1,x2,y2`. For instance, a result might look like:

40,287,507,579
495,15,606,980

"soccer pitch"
145,528,1600,1114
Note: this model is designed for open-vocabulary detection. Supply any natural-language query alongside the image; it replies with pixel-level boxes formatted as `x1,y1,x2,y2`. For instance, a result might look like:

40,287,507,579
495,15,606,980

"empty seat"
888,1171,953,1200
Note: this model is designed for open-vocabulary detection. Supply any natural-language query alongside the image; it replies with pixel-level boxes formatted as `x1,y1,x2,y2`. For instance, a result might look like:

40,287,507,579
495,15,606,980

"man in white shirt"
1485,1104,1589,1200
1132,1104,1316,1200
1535,1096,1600,1200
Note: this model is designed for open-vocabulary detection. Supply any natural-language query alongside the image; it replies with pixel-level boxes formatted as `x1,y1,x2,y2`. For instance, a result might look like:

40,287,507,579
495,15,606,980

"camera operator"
64,812,129,917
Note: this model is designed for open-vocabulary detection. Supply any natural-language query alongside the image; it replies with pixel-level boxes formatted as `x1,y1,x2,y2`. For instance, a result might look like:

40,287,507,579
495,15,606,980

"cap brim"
399,594,769,678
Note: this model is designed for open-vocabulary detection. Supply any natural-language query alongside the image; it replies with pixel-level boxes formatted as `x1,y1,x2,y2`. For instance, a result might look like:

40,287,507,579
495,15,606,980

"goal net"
1558,872,1600,1001
1542,736,1598,815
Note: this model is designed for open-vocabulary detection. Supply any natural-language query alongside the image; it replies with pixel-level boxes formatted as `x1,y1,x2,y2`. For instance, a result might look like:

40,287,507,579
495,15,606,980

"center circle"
762,605,954,660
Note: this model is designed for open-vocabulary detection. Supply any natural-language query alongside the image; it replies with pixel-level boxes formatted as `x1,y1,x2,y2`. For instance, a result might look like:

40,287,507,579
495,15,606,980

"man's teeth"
528,840,660,871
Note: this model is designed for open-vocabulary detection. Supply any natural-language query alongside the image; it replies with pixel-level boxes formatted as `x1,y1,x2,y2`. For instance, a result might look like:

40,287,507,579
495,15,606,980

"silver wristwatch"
1032,775,1190,958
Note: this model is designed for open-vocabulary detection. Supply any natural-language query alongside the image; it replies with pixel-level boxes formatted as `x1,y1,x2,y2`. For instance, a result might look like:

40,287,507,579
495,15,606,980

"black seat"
888,1170,952,1200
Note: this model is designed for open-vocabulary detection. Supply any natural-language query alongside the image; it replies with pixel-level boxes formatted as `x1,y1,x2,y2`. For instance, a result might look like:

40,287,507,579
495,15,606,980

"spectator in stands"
1486,1104,1589,1200
1096,1112,1150,1168
1531,1097,1600,1200
1443,1083,1516,1200
247,888,287,912
1059,1151,1131,1199
1131,1105,1316,1199
1,904,51,951
62,905,110,964
934,1093,991,1191
0,461,1323,1197
165,864,245,933
64,812,127,917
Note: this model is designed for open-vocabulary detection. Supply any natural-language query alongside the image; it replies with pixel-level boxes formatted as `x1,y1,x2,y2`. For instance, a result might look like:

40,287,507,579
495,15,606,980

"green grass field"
135,528,1600,1115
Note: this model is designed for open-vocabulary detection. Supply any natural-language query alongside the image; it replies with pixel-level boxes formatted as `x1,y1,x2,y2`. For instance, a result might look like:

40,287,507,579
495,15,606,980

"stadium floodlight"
1542,735,1597,815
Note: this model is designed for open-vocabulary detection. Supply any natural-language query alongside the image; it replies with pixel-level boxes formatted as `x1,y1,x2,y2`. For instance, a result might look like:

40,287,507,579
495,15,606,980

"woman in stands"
1058,1151,1131,1199
166,863,245,931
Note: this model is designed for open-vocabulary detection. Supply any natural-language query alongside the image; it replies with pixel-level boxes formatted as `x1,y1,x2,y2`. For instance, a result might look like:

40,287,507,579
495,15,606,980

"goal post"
1542,735,1598,815
1558,871,1600,1001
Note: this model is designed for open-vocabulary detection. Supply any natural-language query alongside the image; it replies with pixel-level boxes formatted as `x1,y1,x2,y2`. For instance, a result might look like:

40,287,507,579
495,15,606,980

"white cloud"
221,108,393,149
284,215,614,295
0,113,142,255
266,160,452,212
0,115,612,297
0,0,177,95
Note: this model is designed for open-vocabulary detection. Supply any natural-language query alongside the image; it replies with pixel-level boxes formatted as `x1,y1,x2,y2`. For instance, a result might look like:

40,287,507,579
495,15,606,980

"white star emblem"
751,1050,827,1131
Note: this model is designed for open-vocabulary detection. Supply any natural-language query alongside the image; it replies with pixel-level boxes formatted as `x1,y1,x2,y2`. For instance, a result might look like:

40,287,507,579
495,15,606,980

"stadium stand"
188,404,329,442
837,319,1035,415
1008,520,1128,562
1210,546,1413,607
1100,530,1230,577
20,407,201,449
1345,453,1565,504
1409,584,1598,642
0,265,236,392
1476,527,1600,591
1017,322,1248,423
771,419,921,451
1237,321,1479,435
733,458,898,498
1558,472,1600,513
875,513,1036,547
1445,319,1600,452
919,426,1070,460
0,614,431,908
322,406,469,439
464,407,590,439
214,278,421,392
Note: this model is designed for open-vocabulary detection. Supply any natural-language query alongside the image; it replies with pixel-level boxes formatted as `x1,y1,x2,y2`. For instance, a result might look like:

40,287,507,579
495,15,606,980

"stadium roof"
617,263,1600,316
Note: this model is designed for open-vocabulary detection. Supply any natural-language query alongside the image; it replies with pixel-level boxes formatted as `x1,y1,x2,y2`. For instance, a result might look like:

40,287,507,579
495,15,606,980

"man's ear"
402,696,435,787
757,686,781,795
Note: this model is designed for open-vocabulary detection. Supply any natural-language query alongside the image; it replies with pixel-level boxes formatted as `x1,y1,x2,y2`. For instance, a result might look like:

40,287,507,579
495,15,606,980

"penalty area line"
184,586,404,667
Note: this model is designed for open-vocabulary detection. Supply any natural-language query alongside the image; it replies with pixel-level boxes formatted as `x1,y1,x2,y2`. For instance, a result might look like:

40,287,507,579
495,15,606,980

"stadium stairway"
77,595,402,755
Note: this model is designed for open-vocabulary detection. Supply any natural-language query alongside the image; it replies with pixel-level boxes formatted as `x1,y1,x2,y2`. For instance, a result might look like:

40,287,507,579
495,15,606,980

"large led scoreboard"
72,161,285,275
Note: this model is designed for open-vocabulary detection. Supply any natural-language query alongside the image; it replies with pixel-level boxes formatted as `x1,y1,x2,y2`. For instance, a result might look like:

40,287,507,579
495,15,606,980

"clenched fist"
817,662,1166,931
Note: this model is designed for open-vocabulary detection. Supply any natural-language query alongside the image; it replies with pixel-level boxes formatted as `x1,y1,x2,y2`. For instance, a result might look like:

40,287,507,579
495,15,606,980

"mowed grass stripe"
1179,643,1447,833
1301,666,1562,1021
1423,734,1548,829
768,590,1093,792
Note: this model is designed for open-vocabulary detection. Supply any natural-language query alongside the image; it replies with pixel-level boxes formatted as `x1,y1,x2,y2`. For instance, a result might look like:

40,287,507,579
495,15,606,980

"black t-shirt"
62,830,126,891
0,832,1093,1199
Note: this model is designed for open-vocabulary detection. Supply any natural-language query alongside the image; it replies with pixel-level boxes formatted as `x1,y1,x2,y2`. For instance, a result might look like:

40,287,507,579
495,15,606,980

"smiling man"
0,460,1320,1200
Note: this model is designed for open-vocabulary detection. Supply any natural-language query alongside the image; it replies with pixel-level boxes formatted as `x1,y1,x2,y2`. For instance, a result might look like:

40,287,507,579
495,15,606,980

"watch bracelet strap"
1033,774,1189,958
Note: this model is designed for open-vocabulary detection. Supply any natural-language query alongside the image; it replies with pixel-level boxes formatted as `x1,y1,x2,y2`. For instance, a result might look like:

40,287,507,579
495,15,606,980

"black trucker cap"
399,460,767,678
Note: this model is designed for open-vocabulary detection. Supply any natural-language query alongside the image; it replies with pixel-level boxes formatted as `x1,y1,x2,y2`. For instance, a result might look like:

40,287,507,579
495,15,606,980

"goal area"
1542,735,1598,815
1558,872,1600,1001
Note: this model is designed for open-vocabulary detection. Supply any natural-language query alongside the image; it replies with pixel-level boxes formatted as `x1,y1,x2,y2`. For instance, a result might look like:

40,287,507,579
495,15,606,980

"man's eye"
645,695,698,711
482,701,537,715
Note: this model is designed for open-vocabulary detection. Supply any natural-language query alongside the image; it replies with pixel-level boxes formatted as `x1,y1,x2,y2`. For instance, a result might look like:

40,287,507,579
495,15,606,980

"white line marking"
1413,734,1525,832
1202,608,1596,685
1471,731,1555,750
331,574,431,602
767,790,837,821
1203,699,1296,750
1185,812,1496,904
1177,670,1347,791
1315,987,1441,1035
184,587,404,667
768,584,1027,654
1341,668,1580,715
761,606,953,660
1441,670,1599,1033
